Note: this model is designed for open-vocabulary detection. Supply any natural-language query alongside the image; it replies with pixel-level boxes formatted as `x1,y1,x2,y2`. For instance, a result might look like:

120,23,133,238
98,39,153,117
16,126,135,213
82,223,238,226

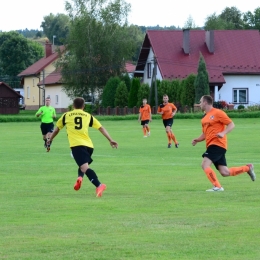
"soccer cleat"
143,135,147,138
147,132,151,136
96,184,107,197
168,143,172,148
74,177,83,191
206,186,224,192
175,143,179,148
247,164,256,181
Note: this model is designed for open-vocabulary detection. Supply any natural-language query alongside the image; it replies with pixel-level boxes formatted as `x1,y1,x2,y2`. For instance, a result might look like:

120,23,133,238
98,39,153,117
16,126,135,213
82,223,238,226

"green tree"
0,31,44,76
128,77,140,107
149,79,160,107
114,81,128,107
170,79,181,105
58,0,135,99
204,13,228,30
219,7,244,29
120,73,131,92
194,53,210,104
181,74,196,109
41,13,70,45
183,15,200,29
137,83,150,107
243,7,260,30
101,77,121,107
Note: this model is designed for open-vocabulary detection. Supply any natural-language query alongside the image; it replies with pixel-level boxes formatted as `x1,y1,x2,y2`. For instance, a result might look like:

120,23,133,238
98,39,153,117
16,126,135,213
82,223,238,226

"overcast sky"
0,0,259,31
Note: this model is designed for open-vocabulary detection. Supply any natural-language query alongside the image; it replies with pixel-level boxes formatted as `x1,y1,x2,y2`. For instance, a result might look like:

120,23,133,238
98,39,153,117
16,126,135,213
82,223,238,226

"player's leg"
40,123,48,148
201,146,224,191
141,121,147,137
46,123,54,152
219,164,256,181
145,122,150,136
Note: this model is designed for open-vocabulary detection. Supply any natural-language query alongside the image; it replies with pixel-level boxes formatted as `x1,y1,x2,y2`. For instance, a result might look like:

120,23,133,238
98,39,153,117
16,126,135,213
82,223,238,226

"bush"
238,104,245,110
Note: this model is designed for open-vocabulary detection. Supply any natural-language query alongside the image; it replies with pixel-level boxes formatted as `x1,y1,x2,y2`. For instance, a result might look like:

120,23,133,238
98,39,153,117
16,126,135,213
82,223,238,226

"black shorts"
202,145,227,170
141,120,149,126
163,118,173,128
71,146,94,167
40,122,54,135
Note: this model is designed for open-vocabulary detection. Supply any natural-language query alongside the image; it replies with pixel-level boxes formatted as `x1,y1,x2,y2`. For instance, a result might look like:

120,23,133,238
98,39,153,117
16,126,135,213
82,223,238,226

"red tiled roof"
18,46,65,77
125,62,136,73
136,30,260,84
38,70,62,86
0,82,23,97
38,62,135,86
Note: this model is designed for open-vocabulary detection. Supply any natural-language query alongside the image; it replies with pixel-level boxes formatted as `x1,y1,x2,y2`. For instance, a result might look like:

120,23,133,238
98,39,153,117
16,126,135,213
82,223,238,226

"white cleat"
206,186,224,192
247,164,256,181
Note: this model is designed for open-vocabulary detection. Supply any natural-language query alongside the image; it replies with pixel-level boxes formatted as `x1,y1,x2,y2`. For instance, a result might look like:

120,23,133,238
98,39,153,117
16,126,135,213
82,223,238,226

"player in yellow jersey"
35,97,56,152
48,97,118,197
138,98,152,137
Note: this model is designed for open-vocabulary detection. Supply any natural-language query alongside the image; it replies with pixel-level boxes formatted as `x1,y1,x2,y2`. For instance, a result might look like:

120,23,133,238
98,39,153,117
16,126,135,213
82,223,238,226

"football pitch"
0,118,259,260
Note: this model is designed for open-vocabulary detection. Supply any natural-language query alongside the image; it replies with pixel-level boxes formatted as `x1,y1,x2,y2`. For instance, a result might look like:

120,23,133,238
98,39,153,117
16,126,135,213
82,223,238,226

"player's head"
142,98,147,105
200,95,213,110
73,97,85,109
45,97,51,106
163,94,169,103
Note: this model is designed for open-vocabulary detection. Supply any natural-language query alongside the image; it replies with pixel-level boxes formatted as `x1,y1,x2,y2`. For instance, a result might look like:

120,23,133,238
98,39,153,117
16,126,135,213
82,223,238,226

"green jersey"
36,106,56,123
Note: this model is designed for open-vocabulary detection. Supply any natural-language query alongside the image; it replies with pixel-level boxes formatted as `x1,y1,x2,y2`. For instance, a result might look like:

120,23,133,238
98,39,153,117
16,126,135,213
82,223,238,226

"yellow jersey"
56,109,102,148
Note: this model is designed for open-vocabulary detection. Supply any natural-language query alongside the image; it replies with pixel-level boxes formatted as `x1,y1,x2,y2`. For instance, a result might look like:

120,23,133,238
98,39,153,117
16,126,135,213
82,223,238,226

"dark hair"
73,97,85,109
202,95,213,105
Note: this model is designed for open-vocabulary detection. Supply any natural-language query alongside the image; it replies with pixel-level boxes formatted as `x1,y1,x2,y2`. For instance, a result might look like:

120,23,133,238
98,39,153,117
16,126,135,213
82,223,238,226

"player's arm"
157,105,163,115
36,108,43,117
217,121,235,138
138,112,141,121
192,133,205,146
48,127,60,143
98,126,118,149
172,104,177,117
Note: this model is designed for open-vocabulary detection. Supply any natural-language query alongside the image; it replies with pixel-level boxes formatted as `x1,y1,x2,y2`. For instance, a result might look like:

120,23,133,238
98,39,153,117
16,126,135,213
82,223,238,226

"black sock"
78,168,84,178
85,168,101,187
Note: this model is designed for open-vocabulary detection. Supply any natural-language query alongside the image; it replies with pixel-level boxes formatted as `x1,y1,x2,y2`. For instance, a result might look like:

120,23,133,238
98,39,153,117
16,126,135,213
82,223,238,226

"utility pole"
154,56,158,108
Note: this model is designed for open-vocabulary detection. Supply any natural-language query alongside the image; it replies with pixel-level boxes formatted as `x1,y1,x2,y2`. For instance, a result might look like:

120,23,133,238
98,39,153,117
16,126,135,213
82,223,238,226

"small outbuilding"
0,82,24,114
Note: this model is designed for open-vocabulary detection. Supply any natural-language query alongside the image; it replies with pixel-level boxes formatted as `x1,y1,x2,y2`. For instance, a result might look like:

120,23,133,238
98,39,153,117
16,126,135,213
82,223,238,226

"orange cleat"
74,177,83,191
96,184,107,197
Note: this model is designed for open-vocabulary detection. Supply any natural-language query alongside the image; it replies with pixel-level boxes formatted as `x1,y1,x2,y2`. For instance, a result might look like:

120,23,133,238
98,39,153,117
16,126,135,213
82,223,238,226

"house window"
147,63,152,78
27,86,30,99
233,88,248,104
55,95,59,104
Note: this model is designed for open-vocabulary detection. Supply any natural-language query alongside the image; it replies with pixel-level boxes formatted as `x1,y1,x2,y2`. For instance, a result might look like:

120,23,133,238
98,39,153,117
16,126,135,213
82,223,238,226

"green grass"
0,118,259,260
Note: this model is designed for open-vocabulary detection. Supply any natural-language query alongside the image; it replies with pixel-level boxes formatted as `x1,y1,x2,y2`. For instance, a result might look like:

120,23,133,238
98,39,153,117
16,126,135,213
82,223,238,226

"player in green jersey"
36,97,56,152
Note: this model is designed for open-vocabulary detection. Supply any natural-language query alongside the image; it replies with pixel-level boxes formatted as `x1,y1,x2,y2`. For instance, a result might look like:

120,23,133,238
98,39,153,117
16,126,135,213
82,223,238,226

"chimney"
205,30,214,54
45,40,52,58
182,29,190,55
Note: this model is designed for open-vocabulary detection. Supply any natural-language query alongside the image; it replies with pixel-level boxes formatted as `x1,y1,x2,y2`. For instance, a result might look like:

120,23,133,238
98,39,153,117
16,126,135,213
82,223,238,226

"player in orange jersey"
192,95,256,192
138,98,152,137
157,94,179,148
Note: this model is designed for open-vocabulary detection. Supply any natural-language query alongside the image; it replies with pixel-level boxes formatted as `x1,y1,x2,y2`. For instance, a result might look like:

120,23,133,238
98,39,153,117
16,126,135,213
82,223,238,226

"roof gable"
0,82,23,97
18,45,65,77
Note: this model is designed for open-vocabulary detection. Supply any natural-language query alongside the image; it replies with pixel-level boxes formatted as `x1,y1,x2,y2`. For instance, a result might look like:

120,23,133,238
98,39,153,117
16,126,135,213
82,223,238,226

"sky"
0,0,259,32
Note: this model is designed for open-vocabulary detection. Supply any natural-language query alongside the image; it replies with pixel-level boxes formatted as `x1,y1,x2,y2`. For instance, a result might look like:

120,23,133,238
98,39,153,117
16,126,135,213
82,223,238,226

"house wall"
219,75,260,107
143,48,162,85
46,85,73,112
23,62,56,110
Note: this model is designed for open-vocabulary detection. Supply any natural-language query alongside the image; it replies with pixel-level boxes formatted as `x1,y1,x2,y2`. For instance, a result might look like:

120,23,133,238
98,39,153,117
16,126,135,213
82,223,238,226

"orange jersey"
157,103,177,119
139,104,151,120
201,108,232,149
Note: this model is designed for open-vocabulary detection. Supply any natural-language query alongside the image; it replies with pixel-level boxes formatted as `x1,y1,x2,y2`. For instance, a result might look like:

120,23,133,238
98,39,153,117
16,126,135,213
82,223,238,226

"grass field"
0,118,259,260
